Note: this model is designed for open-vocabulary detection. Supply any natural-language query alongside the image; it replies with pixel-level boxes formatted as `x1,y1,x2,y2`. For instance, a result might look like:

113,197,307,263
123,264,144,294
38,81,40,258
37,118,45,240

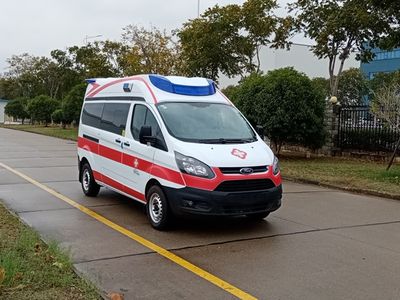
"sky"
0,0,293,73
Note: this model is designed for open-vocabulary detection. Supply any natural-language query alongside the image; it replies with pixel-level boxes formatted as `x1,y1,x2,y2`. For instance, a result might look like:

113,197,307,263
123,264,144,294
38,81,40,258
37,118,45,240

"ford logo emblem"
240,167,253,175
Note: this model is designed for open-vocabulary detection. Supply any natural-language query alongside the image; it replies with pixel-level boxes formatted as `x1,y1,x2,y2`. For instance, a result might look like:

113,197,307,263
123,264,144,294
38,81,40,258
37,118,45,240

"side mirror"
139,125,155,145
256,125,265,140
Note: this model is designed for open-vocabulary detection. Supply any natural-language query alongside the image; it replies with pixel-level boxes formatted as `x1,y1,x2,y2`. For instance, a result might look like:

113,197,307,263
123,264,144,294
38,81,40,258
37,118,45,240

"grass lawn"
281,156,400,198
1,125,78,141
0,203,99,300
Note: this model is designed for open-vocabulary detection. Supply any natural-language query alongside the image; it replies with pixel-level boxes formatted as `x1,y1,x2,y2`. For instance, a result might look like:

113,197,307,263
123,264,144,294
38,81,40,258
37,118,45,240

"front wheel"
246,212,270,220
81,163,100,197
146,185,172,230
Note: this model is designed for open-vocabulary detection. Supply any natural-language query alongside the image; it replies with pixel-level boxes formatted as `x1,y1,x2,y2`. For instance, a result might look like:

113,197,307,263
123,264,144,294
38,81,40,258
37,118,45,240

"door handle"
115,138,121,144
123,141,130,147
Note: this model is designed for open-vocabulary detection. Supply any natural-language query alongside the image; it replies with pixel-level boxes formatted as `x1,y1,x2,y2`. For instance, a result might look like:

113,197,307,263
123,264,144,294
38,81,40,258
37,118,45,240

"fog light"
183,200,194,207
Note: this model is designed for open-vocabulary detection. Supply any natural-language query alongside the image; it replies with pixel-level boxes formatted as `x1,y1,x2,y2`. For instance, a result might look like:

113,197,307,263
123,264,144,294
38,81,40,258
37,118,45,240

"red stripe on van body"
87,83,100,95
79,136,281,191
99,144,121,164
78,137,185,186
150,164,185,186
93,170,145,201
86,76,158,103
78,137,99,155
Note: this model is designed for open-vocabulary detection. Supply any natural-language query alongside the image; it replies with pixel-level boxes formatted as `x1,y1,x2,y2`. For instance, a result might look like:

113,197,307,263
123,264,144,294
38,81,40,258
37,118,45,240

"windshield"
157,102,257,143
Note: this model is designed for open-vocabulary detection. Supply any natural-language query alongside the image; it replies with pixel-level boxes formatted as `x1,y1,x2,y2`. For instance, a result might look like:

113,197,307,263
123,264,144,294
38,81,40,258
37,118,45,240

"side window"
145,110,164,144
100,103,130,135
131,105,147,140
131,104,167,151
82,103,104,128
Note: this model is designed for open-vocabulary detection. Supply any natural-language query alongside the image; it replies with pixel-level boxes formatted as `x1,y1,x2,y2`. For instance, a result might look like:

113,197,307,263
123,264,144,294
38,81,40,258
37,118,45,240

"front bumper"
164,185,282,216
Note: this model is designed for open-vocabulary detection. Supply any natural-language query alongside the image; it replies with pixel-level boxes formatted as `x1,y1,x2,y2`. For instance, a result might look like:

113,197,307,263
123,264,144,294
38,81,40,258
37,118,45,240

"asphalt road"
1,127,400,300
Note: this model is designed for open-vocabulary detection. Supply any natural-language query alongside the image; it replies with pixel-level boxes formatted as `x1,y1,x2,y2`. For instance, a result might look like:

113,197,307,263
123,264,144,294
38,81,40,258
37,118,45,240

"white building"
0,99,9,123
219,43,360,87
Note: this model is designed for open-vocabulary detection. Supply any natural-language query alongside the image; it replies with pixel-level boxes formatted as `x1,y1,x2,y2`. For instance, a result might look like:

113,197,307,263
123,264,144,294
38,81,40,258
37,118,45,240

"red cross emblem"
231,148,247,159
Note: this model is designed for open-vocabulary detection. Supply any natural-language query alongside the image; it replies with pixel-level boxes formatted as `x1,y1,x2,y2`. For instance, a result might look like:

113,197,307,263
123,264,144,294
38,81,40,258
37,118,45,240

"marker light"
123,83,133,92
273,156,280,175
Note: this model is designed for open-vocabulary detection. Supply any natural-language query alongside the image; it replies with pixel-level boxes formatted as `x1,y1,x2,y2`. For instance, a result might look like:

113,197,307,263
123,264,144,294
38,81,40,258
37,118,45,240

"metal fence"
337,106,400,152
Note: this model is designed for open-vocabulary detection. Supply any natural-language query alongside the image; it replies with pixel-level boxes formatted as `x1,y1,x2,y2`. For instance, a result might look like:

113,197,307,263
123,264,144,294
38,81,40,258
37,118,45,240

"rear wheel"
246,212,270,220
146,185,172,230
81,163,100,197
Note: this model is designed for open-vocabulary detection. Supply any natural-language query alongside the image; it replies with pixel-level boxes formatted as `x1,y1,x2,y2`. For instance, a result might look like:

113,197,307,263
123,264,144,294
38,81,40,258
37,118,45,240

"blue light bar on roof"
149,75,216,96
85,79,96,84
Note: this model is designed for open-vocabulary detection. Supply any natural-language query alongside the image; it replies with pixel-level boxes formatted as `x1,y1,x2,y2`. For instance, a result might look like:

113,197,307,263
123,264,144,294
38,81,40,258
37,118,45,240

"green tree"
231,68,326,153
4,53,81,100
369,0,400,49
311,77,330,100
67,42,118,79
337,68,368,106
4,98,29,124
221,85,239,101
27,95,59,126
0,77,19,100
61,83,86,125
122,25,182,75
369,71,400,96
178,0,287,81
371,82,400,170
290,0,394,98
51,109,65,126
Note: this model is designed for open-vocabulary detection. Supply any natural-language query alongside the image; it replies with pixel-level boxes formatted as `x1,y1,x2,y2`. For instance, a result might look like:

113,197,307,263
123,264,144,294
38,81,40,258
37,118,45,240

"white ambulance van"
78,75,282,229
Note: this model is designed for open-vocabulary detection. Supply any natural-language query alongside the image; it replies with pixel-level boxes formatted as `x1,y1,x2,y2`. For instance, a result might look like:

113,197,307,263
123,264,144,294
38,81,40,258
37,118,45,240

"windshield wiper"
198,138,255,144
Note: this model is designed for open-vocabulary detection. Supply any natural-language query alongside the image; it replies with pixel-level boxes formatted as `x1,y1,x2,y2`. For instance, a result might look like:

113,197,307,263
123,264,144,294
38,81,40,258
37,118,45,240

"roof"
84,74,230,105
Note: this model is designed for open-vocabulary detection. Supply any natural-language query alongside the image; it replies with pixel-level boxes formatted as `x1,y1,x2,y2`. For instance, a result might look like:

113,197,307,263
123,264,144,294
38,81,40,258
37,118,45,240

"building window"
374,49,400,61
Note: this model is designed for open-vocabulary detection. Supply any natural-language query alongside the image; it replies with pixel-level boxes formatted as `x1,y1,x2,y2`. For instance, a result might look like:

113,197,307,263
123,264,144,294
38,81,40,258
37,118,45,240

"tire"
146,185,172,230
246,212,270,220
81,162,100,197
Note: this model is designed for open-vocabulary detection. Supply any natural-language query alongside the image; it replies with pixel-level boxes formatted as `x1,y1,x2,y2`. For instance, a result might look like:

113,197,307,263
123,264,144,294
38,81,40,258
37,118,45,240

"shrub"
62,83,86,125
27,95,59,126
231,67,326,153
51,109,65,125
4,98,29,124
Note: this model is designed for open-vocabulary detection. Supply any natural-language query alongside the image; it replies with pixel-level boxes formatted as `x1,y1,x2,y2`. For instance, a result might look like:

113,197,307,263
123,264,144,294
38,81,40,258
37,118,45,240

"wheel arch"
145,178,162,199
78,157,90,183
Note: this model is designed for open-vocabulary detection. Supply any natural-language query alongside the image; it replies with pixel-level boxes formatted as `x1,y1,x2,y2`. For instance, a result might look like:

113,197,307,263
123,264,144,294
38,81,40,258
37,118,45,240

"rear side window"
82,103,104,128
100,103,130,135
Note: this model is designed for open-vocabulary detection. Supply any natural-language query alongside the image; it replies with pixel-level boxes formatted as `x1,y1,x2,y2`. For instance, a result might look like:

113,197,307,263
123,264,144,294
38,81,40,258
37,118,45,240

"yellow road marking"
0,162,257,300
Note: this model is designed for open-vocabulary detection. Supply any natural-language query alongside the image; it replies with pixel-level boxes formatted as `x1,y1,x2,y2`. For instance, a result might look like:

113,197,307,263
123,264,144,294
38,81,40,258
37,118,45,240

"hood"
172,138,275,168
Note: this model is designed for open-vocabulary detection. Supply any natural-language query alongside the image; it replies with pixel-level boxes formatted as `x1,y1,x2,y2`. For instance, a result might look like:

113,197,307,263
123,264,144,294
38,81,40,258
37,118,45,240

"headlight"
175,152,215,179
273,156,280,175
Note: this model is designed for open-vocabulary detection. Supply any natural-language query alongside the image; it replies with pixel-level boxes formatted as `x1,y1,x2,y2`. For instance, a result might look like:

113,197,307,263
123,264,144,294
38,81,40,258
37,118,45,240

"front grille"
219,166,268,174
215,179,275,192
